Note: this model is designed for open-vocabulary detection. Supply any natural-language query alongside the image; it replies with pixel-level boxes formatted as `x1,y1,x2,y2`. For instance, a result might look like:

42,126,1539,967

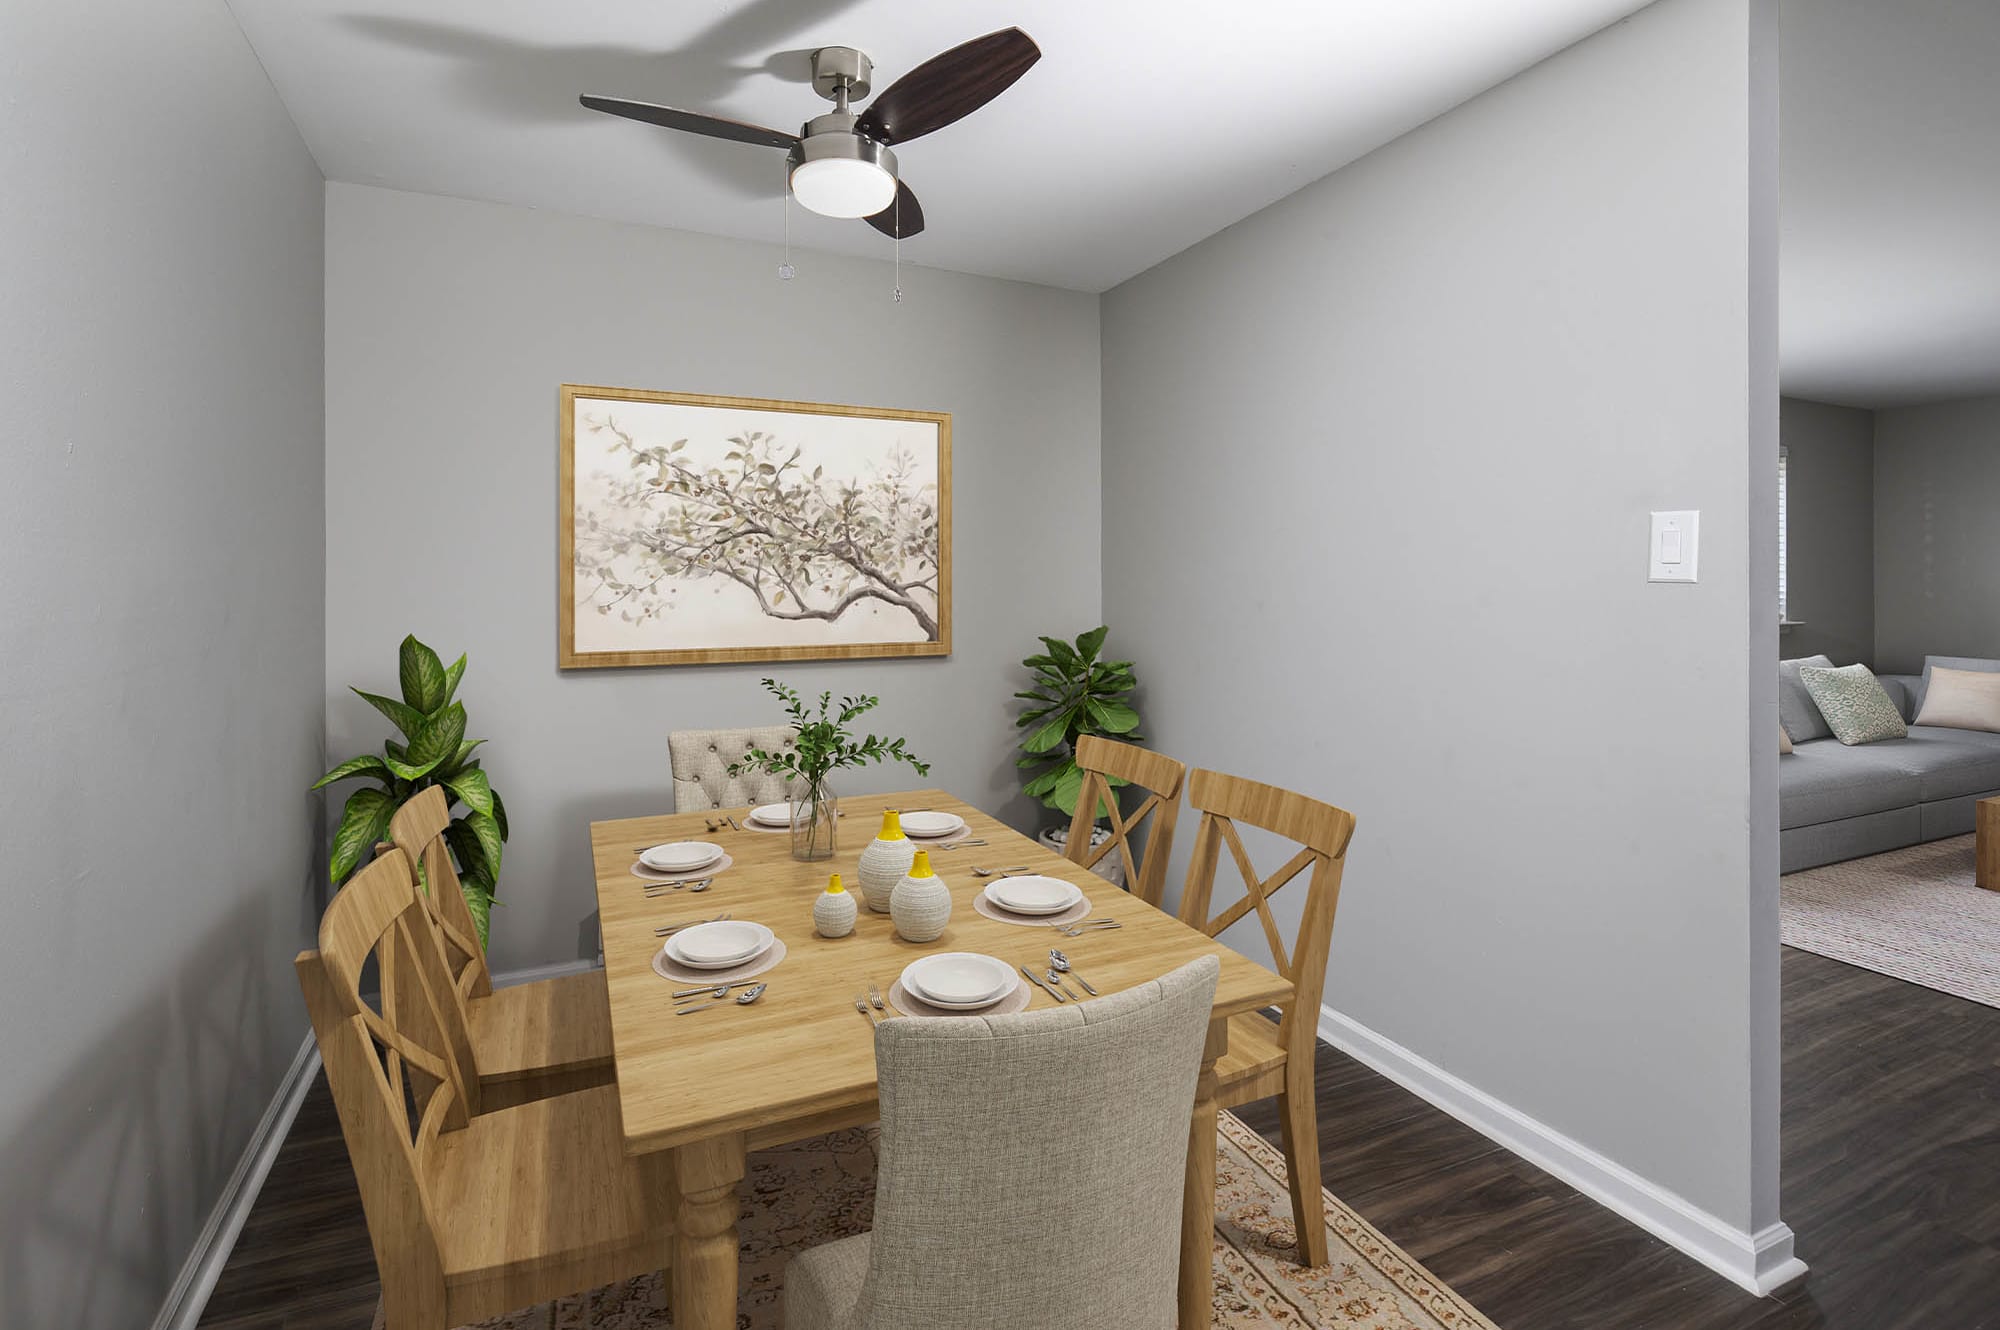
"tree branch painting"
558,387,952,668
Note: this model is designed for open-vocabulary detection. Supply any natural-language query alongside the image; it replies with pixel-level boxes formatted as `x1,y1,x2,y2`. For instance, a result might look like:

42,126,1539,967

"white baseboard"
152,956,604,1330
150,1030,322,1330
1315,1004,1807,1297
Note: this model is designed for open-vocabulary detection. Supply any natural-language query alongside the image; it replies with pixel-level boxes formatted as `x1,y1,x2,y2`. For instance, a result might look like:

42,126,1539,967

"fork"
853,994,881,1027
654,912,729,936
1048,919,1121,937
867,981,888,1016
642,876,713,896
933,839,987,851
971,864,1031,878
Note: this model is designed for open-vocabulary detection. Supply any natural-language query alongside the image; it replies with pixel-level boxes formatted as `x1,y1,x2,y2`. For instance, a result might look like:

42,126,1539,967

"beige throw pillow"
1913,665,2000,733
1779,724,1793,754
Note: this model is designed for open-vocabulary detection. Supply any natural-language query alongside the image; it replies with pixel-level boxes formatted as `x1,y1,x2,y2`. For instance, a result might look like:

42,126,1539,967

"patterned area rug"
1782,834,2000,1007
375,1110,1496,1329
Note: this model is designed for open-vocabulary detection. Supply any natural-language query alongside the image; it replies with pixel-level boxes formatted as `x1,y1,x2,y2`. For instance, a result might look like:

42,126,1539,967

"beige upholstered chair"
782,955,1221,1330
667,725,801,811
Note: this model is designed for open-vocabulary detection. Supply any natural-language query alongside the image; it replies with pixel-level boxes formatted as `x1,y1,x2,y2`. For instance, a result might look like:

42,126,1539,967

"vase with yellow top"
890,849,951,943
813,872,857,939
858,809,917,913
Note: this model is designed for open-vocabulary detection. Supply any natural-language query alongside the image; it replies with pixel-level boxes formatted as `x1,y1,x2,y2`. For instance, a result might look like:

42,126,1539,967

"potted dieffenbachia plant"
312,634,507,945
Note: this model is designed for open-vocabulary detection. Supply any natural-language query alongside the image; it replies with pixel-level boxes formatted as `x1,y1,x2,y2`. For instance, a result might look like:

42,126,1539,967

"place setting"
631,838,733,889
736,800,842,833
881,952,1033,1018
652,916,787,985
972,869,1099,928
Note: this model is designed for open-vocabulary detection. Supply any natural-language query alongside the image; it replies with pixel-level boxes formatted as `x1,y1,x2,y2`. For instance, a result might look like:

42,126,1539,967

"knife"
1020,964,1066,1003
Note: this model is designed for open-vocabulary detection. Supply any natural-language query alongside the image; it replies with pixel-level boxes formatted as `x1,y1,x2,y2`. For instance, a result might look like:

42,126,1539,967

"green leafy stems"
729,679,930,858
311,635,508,946
1015,625,1141,819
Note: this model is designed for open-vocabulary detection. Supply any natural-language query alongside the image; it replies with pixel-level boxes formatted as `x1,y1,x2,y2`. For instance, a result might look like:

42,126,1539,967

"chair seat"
429,1083,670,1319
1215,1011,1289,1108
469,970,614,1084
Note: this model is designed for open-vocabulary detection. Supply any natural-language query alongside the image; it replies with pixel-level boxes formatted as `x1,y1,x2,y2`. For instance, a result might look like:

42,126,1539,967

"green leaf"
1039,636,1082,673
465,809,504,880
1022,713,1072,754
1023,763,1069,798
329,787,395,884
458,880,492,950
490,787,509,841
399,635,449,714
353,688,425,739
442,766,494,817
445,819,487,881
442,653,467,704
311,753,390,791
388,702,466,780
1076,625,1109,664
1086,699,1141,733
1048,763,1088,816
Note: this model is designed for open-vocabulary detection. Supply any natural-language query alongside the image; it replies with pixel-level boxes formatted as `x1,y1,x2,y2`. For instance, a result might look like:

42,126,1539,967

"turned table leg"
1178,1016,1228,1330
670,1134,746,1330
1978,798,2000,892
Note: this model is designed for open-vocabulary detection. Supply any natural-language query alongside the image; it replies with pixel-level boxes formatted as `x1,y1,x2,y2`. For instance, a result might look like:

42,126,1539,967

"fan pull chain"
778,157,795,281
892,190,903,303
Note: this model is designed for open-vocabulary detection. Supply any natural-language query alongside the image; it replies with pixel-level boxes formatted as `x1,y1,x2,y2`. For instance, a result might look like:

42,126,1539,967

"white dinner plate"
901,953,1017,1010
666,920,775,970
984,875,1084,917
748,802,798,827
639,840,724,874
899,810,967,839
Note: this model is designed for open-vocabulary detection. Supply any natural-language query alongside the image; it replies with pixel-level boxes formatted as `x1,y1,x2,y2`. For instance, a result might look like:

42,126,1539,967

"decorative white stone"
858,810,917,913
813,875,857,939
890,850,952,944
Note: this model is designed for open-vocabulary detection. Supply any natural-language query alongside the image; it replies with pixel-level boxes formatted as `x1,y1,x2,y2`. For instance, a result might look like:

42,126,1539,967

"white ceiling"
1781,0,2000,408
226,0,1655,292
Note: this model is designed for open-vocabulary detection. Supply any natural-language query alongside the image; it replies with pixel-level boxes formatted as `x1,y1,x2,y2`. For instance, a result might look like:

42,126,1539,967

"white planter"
1040,825,1126,889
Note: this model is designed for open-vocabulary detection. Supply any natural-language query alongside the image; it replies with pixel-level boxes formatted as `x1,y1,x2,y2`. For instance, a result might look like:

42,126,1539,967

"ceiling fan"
579,27,1041,240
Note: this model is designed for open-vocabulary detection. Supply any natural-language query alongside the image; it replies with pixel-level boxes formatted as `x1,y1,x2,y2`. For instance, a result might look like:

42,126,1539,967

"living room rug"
373,1111,1497,1330
1781,834,2000,1007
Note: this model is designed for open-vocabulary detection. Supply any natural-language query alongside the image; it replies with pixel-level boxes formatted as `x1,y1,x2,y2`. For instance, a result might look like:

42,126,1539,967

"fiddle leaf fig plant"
1015,625,1141,819
312,634,507,946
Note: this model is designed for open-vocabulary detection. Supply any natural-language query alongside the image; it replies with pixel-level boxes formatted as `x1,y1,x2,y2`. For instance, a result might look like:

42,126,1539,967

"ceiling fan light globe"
790,156,897,219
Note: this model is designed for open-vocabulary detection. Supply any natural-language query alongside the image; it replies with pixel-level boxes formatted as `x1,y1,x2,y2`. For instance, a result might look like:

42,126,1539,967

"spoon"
1045,967,1084,1001
971,864,1031,878
1048,949,1099,996
675,982,767,1015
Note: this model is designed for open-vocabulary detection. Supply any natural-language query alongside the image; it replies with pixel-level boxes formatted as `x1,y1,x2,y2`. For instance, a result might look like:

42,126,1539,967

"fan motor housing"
810,46,872,102
790,113,898,179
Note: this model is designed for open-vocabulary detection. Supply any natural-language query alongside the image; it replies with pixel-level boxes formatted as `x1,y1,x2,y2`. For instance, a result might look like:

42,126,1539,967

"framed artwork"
558,385,952,668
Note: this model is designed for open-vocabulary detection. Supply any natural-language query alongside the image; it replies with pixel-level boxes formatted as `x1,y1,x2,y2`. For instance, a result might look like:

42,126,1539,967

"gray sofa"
1781,667,2000,871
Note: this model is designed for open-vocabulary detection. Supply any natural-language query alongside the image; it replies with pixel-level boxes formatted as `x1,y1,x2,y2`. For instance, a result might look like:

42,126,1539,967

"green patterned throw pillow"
1799,664,1907,745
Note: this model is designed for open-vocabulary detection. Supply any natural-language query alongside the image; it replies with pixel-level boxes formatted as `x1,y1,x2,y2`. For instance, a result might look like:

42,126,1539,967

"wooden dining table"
589,787,1293,1329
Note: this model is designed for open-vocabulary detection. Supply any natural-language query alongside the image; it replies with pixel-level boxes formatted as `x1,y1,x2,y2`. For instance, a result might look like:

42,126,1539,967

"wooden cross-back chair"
388,786,613,1109
1177,768,1357,1267
295,848,674,1330
1062,736,1188,908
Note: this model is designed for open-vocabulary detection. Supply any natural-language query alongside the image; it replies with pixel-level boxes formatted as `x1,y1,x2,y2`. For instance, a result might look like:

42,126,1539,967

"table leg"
670,1134,746,1330
1179,1016,1228,1330
1979,799,2000,891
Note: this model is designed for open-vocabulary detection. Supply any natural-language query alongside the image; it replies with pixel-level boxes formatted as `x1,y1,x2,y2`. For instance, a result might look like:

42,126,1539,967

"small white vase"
813,873,857,939
858,810,917,914
890,850,952,944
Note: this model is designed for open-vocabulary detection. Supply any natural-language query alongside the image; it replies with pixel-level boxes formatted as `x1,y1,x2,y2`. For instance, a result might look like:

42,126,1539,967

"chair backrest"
1063,735,1188,908
853,955,1220,1330
388,785,493,1007
294,848,470,1306
1177,769,1356,1068
667,725,801,811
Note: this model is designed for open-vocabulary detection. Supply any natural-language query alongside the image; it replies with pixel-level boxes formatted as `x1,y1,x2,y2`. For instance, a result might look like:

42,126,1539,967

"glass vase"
790,780,838,862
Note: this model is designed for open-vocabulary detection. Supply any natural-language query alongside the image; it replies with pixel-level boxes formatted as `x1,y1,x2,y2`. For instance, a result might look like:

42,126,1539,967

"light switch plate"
1649,510,1699,582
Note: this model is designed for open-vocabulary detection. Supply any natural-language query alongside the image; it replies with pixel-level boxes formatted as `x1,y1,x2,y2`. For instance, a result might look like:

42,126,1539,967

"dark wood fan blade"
863,180,925,239
854,27,1040,145
578,95,798,149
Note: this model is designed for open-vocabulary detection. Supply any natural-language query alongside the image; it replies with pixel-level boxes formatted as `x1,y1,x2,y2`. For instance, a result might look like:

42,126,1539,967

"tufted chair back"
668,725,803,811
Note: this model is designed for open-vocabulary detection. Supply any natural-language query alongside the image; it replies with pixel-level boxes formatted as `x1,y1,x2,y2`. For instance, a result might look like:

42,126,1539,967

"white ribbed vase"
858,811,917,914
813,880,857,939
890,851,952,944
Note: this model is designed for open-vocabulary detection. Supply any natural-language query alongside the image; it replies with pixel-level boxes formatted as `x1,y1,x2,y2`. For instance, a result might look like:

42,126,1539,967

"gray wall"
324,184,1102,974
1874,393,2000,672
1102,0,1779,1238
0,2,326,1326
1779,397,1875,664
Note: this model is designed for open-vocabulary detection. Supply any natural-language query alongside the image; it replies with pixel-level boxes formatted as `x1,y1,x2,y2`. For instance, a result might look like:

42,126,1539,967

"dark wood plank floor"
199,947,2000,1329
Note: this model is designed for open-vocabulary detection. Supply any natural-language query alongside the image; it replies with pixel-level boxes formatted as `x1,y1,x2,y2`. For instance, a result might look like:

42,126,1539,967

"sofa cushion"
1915,655,2000,715
1878,674,1921,722
1780,740,1922,828
1778,654,1835,743
1913,666,2000,733
1901,726,2000,802
1800,664,1908,745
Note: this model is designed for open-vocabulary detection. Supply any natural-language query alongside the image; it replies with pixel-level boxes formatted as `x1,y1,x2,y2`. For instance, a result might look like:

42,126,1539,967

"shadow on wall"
338,0,867,202
0,895,287,1329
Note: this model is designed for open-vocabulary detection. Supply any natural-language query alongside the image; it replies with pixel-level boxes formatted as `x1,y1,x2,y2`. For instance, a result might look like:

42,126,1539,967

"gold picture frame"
558,384,952,669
